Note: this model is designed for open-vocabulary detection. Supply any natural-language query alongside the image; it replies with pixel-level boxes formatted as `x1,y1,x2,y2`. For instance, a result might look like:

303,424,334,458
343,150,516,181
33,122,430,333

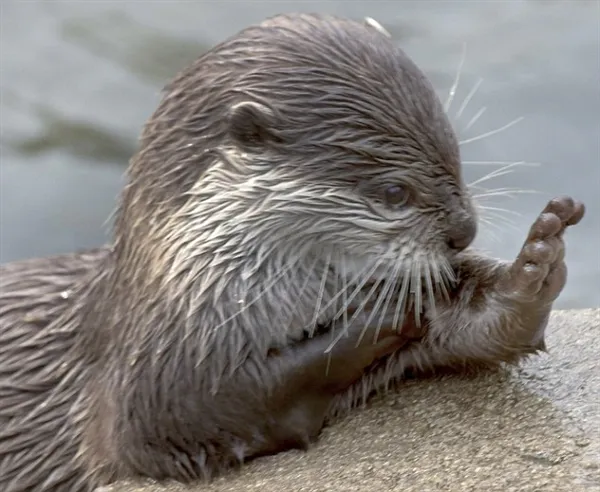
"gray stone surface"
99,309,599,492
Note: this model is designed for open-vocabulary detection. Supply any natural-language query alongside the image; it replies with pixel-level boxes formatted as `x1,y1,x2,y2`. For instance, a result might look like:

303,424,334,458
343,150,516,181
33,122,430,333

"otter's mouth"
293,247,455,349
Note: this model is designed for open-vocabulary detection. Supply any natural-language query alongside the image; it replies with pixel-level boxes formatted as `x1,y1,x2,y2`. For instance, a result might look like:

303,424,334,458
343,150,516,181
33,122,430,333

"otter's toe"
529,212,562,241
567,200,586,226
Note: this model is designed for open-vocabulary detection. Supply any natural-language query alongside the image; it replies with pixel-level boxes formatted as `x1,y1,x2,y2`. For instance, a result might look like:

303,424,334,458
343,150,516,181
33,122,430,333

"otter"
0,12,585,492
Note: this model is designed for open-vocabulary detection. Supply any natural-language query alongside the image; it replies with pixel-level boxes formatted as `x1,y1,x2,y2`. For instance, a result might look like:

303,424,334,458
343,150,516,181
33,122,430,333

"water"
1,1,599,308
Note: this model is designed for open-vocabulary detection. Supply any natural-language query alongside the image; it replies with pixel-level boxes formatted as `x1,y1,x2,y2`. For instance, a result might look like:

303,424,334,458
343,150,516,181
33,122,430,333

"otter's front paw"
506,196,585,305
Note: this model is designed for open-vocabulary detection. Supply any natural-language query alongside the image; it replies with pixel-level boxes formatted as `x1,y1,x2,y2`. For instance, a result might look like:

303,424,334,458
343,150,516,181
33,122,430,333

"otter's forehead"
207,13,460,173
217,13,429,99
144,12,461,193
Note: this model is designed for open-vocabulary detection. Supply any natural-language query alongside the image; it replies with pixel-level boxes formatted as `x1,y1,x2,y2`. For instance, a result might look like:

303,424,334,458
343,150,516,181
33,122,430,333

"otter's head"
115,13,476,298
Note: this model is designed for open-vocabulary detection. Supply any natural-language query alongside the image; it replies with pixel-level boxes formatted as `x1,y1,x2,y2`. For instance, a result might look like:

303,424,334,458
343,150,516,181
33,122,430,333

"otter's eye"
384,185,408,207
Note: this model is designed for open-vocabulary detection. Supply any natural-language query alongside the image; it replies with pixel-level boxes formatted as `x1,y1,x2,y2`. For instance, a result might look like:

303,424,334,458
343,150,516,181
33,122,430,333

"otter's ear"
227,101,278,148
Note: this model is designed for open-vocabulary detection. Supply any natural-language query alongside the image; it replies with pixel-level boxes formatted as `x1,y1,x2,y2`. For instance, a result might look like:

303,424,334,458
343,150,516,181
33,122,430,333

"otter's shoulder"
0,247,109,330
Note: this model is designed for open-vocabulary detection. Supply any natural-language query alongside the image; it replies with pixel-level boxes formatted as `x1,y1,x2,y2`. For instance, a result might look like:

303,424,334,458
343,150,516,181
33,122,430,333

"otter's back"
0,248,108,492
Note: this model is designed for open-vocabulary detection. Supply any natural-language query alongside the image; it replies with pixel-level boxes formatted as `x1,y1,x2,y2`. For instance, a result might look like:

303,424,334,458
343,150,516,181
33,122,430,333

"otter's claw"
507,196,585,305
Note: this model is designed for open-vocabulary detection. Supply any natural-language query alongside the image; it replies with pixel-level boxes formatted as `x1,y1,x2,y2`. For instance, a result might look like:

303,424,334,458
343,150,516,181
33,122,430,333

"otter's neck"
88,204,339,391
108,166,343,346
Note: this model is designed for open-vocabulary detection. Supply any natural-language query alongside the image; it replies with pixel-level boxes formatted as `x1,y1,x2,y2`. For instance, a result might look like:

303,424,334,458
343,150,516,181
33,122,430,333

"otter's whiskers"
472,186,540,200
463,106,487,133
444,41,467,113
366,256,405,345
317,255,388,328
324,251,453,355
468,161,539,188
455,77,484,121
308,250,333,338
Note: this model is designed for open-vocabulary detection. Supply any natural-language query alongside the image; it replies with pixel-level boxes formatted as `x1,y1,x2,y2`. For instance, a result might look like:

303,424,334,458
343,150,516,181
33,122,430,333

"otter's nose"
447,213,477,252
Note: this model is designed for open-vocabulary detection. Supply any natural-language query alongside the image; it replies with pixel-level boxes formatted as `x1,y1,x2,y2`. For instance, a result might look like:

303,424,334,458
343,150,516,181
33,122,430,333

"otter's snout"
446,211,477,252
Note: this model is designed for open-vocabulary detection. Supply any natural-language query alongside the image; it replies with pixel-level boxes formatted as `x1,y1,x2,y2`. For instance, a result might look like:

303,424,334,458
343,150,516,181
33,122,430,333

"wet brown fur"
0,13,583,492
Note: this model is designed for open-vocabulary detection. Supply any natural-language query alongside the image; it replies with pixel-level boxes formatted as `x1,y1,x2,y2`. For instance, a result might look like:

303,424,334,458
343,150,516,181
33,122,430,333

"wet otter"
0,12,585,492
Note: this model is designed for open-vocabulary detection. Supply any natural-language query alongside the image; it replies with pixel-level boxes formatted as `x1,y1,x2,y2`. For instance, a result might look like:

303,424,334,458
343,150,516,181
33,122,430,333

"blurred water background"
1,1,598,308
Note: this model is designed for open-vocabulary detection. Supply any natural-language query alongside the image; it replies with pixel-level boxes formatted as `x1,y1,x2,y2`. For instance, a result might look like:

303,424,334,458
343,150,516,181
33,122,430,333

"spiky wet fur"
1,13,550,492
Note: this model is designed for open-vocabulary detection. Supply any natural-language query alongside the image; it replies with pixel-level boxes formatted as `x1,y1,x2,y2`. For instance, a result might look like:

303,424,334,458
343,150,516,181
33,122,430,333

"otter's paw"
318,316,415,393
507,196,585,305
